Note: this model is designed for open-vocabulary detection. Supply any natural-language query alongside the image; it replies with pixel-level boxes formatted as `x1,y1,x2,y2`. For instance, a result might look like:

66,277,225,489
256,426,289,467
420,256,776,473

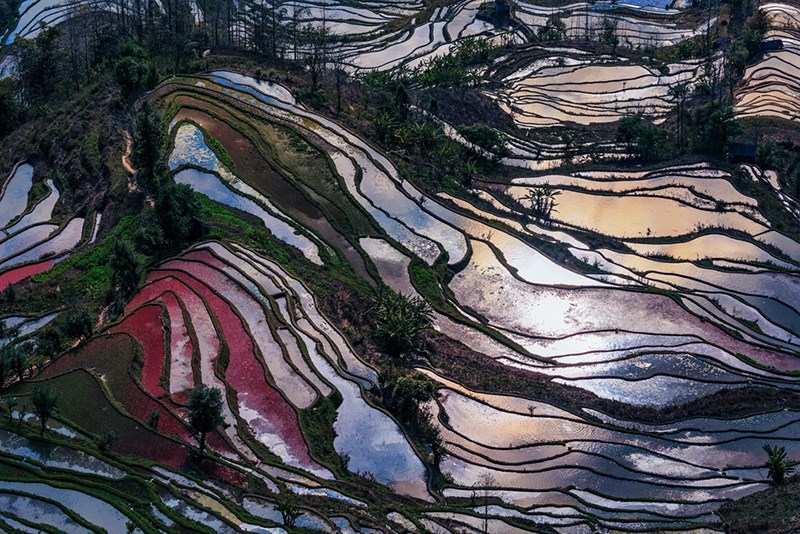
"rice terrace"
1,0,800,531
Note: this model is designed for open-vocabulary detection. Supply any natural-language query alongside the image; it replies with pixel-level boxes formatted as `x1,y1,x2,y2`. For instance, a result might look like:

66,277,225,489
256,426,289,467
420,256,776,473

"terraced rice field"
1,242,430,530
734,2,800,122
0,163,91,292
2,0,703,71
3,0,800,531
489,57,712,127
57,70,787,531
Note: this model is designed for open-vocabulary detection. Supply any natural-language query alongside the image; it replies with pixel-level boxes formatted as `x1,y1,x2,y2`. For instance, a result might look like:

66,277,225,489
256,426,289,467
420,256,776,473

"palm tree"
763,443,796,485
525,184,561,224
372,289,433,359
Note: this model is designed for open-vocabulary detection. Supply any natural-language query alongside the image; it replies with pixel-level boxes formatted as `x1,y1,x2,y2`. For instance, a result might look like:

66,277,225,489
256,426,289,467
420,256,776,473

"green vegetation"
372,289,433,359
1,0,799,527
764,444,796,486
524,184,561,223
391,373,436,422
0,78,19,137
416,37,496,89
728,9,768,79
458,123,511,161
96,429,119,451
600,18,619,51
0,344,27,389
703,104,743,155
756,141,786,170
381,370,446,473
59,307,94,341
718,478,800,532
108,238,143,314
276,491,302,527
150,181,207,253
298,394,345,475
187,384,224,452
30,385,59,435
132,101,165,189
17,24,63,108
538,15,567,41
113,40,159,96
616,113,673,162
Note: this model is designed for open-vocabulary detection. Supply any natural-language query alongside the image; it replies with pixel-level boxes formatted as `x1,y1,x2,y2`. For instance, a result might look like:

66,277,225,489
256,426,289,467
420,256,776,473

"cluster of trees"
0,0,360,134
102,102,205,315
616,102,743,162
616,113,673,162
364,40,512,189
369,287,448,472
728,9,768,81
538,15,567,42
0,308,93,390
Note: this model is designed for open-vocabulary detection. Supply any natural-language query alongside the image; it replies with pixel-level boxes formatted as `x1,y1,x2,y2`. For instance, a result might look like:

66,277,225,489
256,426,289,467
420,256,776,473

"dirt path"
122,131,136,175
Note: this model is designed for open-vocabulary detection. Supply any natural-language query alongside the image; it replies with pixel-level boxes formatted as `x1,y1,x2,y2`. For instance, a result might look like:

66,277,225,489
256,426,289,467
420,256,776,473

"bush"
372,289,433,359
459,124,511,160
96,429,118,451
538,15,567,41
113,40,158,95
703,105,742,156
59,307,93,341
616,113,672,162
756,142,785,171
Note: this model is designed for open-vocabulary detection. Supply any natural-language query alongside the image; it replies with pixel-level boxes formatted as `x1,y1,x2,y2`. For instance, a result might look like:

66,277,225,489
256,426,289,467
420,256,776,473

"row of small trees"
615,103,743,163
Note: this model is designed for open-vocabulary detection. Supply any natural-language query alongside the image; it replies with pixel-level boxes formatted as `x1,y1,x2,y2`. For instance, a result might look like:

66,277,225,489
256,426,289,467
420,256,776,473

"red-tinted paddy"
110,304,166,398
164,252,318,408
152,266,325,474
0,259,54,290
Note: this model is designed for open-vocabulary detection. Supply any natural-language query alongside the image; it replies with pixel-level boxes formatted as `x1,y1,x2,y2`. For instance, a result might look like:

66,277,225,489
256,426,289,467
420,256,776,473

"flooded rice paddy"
152,70,800,529
3,0,800,530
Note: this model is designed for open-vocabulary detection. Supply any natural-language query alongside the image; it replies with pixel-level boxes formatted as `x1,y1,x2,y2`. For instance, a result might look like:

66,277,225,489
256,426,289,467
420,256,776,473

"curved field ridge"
734,3,800,121
139,263,329,476
146,73,800,528
0,163,82,287
119,241,428,494
490,57,713,128
422,369,798,530
209,242,429,499
161,72,800,377
4,0,704,77
169,123,323,265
